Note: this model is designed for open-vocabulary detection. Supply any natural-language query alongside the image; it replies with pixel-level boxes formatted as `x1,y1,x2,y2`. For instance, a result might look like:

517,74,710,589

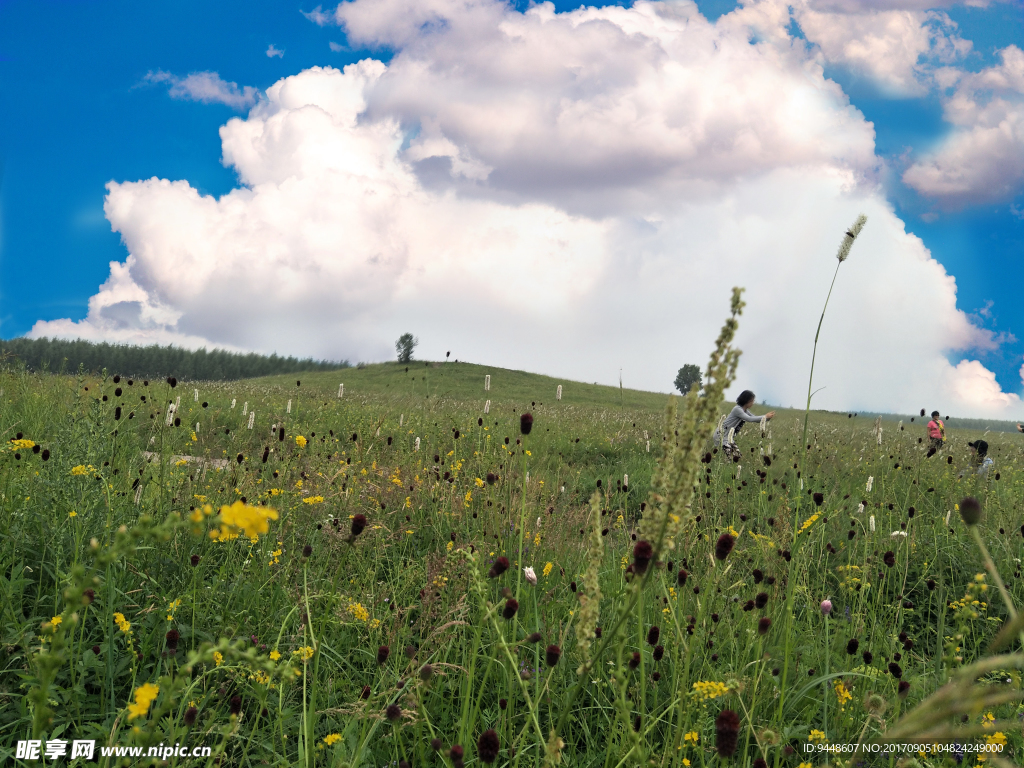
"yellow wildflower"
294,646,314,661
209,500,279,542
302,496,325,505
270,650,281,661
213,651,223,666
48,616,62,630
543,562,553,578
295,435,307,448
346,602,370,622
114,612,131,634
127,683,159,720
808,730,826,743
684,731,699,744
475,477,485,487
11,438,35,449
69,511,77,518
834,680,852,711
323,733,341,746
692,681,730,701
71,465,89,476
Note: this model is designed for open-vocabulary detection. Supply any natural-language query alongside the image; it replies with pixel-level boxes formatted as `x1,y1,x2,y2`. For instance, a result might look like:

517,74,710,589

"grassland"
2,355,1024,768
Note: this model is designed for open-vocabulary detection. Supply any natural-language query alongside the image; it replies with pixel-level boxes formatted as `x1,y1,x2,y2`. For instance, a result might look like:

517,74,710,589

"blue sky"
1,0,1023,414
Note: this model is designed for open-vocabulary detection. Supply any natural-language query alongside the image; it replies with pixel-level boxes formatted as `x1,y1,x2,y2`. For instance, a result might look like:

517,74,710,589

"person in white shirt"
713,390,775,460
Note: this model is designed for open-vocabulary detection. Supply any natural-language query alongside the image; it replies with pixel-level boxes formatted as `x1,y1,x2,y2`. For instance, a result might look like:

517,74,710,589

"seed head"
646,626,660,646
351,514,367,537
377,645,390,665
755,592,768,609
836,214,868,262
520,413,533,435
846,638,859,655
183,706,198,725
545,645,561,667
386,703,402,721
502,598,519,620
758,617,771,635
653,644,664,661
632,540,654,574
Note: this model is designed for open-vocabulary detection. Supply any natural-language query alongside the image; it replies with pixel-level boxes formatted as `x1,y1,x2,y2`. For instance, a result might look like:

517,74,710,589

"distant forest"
0,337,350,382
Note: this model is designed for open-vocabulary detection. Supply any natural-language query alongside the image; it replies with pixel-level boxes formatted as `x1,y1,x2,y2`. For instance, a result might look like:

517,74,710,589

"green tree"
395,333,418,364
674,364,702,395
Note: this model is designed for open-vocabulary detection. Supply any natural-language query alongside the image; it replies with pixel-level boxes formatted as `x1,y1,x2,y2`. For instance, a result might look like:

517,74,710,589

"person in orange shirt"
926,411,945,455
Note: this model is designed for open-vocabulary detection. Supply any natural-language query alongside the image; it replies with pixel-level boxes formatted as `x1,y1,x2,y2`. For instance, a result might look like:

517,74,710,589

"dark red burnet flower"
165,629,180,651
386,703,402,721
846,638,859,655
753,759,768,768
959,496,982,526
82,588,95,604
888,662,903,679
502,598,519,620
883,551,896,567
545,645,561,667
754,592,768,609
351,514,367,537
714,533,735,561
377,645,390,665
677,569,688,586
757,617,771,635
653,644,664,661
715,709,741,758
898,680,911,699
812,492,824,507
183,706,198,725
646,626,660,646
486,472,497,485
632,540,654,574
430,738,442,751
229,695,242,716
478,729,500,764
361,685,371,699
520,413,534,435
628,651,641,669
190,554,201,567
488,556,510,578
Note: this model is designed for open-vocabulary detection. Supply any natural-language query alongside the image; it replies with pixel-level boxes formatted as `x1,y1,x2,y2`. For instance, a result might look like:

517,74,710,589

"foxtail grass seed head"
489,556,510,578
484,375,490,391
520,413,534,435
715,710,740,758
287,399,291,414
866,476,874,492
338,383,344,398
484,399,490,414
415,437,420,451
556,384,562,401
959,496,982,526
836,214,868,262
524,566,537,586
869,515,875,532
714,533,735,560
478,730,500,764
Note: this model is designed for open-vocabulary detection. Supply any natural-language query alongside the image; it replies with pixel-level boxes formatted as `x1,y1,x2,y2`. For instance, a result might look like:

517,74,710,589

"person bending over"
714,390,775,460
961,439,994,478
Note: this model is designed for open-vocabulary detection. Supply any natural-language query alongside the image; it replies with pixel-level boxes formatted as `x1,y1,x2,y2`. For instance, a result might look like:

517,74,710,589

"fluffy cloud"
794,4,970,96
266,44,285,58
31,0,1022,418
903,45,1024,206
144,70,259,110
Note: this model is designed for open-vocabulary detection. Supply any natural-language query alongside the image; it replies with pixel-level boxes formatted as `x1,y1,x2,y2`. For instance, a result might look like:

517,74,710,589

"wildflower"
48,615,62,630
959,496,982,526
127,682,160,720
502,598,518,619
808,730,826,743
866,476,873,492
520,413,533,435
71,465,89,476
543,562,553,578
190,554,200,567
526,632,543,643
629,651,641,669
478,729,500,764
684,731,699,744
183,706,198,725
869,515,875,532
69,510,77,518
349,514,369,538
758,617,771,635
386,703,402,722
693,681,730,701
523,566,537,585
755,592,768,609
210,500,279,542
213,651,223,666
165,629,179,651
888,662,903,679
898,680,911,699
302,496,325,505
883,551,896,567
486,472,497,485
545,645,561,667
646,626,660,646
715,710,740,758
653,644,664,660
821,599,833,615
714,533,735,561
846,638,859,655
489,556,510,578
323,734,341,747
834,680,852,710
270,650,281,661
229,695,242,715
812,492,824,506
419,664,433,681
114,612,131,634
677,569,689,586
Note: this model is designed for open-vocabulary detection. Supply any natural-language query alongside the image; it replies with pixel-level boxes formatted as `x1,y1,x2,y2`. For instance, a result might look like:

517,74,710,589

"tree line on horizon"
0,337,350,382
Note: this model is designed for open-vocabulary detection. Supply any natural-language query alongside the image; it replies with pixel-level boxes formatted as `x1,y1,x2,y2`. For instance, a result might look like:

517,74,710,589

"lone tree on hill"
396,333,418,364
674,364,702,395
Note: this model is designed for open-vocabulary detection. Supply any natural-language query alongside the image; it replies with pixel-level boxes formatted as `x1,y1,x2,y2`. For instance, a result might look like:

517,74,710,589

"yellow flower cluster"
798,513,821,535
114,612,131,634
294,646,314,661
127,683,159,720
302,496,325,505
808,730,826,743
683,731,699,744
295,435,307,447
213,651,223,666
691,681,730,701
166,599,181,621
323,733,341,746
270,650,281,661
249,669,270,685
347,602,370,622
543,562,553,578
209,501,279,542
834,681,852,711
10,438,35,450
70,465,95,476
269,543,283,566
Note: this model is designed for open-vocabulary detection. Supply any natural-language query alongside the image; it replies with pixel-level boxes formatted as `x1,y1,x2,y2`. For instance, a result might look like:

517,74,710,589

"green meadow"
3,323,1024,767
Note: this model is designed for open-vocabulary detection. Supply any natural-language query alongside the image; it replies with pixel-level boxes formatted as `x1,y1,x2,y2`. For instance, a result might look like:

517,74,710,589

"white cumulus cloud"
31,0,1023,418
266,44,285,58
903,45,1024,207
144,70,259,110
